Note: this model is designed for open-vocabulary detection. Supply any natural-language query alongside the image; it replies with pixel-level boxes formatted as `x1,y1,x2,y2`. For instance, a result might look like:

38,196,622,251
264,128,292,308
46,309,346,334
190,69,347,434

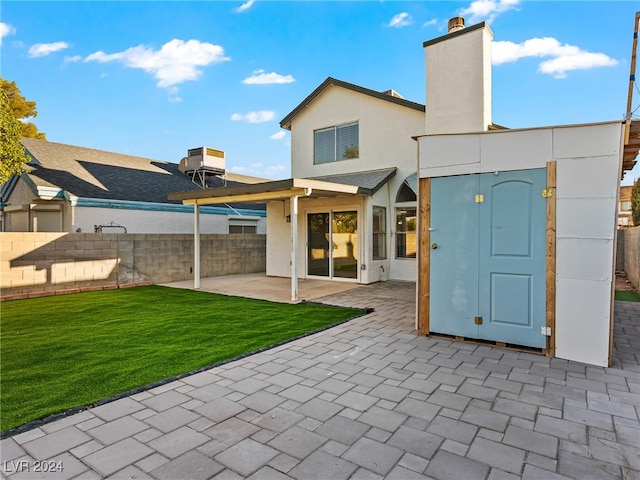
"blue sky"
2,1,639,184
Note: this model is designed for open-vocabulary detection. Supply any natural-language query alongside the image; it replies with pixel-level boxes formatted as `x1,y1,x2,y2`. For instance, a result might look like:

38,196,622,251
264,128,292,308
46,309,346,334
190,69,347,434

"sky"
2,0,639,184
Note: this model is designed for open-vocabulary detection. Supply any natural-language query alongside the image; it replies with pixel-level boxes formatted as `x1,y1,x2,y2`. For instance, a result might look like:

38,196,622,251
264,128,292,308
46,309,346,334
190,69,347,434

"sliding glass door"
307,210,358,280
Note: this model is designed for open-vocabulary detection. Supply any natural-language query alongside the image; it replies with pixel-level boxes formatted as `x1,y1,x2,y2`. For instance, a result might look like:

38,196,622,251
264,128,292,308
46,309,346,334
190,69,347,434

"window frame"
314,121,359,165
395,207,417,259
372,206,387,260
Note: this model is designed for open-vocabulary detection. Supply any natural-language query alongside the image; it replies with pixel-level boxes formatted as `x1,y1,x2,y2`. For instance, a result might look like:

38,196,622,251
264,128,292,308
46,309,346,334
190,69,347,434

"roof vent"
381,89,404,99
448,16,465,33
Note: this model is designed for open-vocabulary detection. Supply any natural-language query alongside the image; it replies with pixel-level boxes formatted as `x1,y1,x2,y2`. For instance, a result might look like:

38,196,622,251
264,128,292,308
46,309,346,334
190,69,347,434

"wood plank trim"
546,161,557,358
418,177,431,335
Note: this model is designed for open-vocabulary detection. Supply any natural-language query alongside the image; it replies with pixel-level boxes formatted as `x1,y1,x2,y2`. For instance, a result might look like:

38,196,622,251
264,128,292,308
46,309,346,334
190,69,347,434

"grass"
0,286,363,432
615,290,640,302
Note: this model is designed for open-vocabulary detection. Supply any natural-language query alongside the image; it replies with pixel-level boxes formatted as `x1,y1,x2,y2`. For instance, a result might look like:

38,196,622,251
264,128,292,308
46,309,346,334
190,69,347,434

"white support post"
291,195,298,302
194,202,201,289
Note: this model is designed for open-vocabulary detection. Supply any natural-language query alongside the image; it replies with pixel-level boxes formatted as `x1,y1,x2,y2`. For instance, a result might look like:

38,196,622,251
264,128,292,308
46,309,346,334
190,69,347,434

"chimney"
447,16,465,32
423,18,493,134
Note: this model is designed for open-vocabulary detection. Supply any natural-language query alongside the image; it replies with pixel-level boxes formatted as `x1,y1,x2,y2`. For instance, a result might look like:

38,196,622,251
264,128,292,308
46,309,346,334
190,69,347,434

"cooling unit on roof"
185,147,226,175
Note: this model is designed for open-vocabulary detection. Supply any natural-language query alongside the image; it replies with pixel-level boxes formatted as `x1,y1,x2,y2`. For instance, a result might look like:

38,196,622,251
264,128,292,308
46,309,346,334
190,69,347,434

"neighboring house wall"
2,176,266,234
0,232,266,300
72,205,266,234
618,185,633,227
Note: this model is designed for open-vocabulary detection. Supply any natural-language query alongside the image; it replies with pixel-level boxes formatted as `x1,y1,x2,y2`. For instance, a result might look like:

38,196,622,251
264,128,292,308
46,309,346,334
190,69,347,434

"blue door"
429,169,547,348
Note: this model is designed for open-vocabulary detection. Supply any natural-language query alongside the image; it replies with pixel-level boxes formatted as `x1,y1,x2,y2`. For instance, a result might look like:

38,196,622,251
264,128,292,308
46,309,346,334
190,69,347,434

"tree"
0,87,31,183
632,178,640,226
0,78,46,140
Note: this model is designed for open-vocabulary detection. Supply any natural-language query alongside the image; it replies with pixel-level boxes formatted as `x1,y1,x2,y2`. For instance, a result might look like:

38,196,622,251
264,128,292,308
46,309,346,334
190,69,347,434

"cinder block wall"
0,233,266,300
621,226,640,292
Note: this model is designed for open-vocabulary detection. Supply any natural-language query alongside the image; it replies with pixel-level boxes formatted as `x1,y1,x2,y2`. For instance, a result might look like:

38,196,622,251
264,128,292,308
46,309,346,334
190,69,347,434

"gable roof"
280,77,426,130
17,138,266,210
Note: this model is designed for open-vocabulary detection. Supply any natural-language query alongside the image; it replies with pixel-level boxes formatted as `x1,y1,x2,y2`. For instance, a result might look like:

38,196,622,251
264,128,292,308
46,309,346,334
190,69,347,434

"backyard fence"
617,226,640,292
0,233,266,300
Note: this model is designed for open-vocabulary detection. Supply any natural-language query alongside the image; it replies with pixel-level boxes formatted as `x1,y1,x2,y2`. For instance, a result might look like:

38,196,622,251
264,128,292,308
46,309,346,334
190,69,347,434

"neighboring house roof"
280,77,426,130
13,137,266,211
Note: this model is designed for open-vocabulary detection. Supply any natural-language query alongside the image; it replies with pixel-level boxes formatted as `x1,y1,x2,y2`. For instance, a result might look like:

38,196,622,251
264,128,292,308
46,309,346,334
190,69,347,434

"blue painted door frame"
429,169,547,348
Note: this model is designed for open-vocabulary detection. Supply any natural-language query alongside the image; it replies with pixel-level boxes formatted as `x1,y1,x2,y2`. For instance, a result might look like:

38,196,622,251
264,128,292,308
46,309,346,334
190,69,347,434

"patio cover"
168,168,396,301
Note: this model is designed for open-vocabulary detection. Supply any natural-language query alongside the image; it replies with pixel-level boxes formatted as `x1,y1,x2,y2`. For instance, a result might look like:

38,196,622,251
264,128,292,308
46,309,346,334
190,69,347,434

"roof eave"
280,77,425,130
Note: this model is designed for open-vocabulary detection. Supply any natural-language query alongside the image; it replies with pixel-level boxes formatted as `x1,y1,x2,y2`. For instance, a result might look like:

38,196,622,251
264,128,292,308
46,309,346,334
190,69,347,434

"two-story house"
171,78,428,297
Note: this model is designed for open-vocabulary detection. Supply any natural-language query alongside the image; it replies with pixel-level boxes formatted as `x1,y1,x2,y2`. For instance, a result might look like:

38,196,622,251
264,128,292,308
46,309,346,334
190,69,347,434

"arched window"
396,173,417,202
396,173,417,259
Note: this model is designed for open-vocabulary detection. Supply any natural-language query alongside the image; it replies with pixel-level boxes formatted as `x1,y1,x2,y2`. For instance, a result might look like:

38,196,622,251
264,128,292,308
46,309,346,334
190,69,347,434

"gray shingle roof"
20,138,266,210
305,168,397,195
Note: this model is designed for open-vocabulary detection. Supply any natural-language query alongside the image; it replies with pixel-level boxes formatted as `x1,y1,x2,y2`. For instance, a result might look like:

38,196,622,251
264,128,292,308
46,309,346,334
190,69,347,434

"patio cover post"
194,203,200,289
291,195,298,301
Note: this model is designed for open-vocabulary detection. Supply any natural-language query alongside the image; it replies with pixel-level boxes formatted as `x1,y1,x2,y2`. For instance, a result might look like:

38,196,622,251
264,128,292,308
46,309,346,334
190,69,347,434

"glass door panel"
332,211,358,279
307,213,330,276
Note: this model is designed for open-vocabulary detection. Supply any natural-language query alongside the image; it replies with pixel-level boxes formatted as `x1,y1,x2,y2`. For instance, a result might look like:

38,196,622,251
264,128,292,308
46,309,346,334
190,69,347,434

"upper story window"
621,201,632,212
314,122,359,164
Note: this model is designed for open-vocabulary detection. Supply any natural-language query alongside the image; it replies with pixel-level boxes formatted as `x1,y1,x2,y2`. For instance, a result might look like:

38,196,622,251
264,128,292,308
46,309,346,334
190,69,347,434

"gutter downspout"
291,187,312,301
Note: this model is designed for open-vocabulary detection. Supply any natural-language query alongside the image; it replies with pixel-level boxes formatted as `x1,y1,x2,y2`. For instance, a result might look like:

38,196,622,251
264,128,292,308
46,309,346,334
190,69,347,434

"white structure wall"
418,121,625,366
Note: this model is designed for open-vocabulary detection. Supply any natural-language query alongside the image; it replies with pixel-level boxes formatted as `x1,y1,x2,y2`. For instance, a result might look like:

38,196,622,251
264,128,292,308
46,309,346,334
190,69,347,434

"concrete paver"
2,279,639,479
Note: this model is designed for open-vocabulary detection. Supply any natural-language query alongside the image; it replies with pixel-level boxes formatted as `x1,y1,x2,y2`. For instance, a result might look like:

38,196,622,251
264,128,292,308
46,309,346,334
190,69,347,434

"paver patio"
1,281,639,479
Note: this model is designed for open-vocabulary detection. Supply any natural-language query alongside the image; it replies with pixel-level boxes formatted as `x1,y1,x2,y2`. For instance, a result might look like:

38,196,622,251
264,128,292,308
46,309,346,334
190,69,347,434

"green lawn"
0,286,363,432
615,290,640,302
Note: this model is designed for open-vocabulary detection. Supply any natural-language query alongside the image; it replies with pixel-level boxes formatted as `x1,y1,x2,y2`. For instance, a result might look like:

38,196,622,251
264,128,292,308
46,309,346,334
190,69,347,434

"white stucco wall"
418,121,624,367
424,23,493,135
290,85,424,180
283,84,425,283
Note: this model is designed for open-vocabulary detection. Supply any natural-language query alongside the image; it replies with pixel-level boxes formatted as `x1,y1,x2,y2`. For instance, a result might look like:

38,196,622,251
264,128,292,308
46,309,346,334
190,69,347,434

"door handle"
431,243,438,249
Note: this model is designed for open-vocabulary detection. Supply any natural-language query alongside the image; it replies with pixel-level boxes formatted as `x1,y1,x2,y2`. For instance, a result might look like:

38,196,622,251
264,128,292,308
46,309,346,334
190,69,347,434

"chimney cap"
448,16,465,32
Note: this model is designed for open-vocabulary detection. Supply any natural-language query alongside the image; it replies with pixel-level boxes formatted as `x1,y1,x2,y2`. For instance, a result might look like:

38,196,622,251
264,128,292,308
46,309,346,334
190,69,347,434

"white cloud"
0,22,16,45
270,131,286,140
236,0,255,13
64,55,82,63
492,37,618,78
264,164,287,176
231,110,276,123
84,39,230,88
243,69,295,85
28,41,69,57
388,12,413,28
459,0,519,24
232,162,287,178
423,19,438,28
168,96,183,103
